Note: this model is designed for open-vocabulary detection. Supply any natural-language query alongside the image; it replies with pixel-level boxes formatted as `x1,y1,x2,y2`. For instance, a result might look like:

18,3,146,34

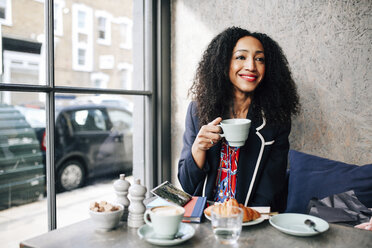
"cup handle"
144,210,153,227
217,124,225,138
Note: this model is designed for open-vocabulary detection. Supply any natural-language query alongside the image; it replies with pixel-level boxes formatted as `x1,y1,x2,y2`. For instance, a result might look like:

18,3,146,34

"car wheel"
57,160,85,192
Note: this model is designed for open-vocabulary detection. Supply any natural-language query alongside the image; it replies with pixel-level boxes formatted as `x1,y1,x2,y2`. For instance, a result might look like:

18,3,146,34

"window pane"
0,91,47,248
0,0,7,21
98,17,106,39
78,11,86,29
55,1,140,90
54,93,137,228
0,8,5,19
0,0,45,85
54,1,64,36
78,49,86,65
99,30,105,39
1,1,147,246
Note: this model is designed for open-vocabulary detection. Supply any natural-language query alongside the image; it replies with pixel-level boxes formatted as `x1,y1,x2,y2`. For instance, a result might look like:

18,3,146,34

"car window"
106,109,132,132
71,109,107,131
93,110,106,130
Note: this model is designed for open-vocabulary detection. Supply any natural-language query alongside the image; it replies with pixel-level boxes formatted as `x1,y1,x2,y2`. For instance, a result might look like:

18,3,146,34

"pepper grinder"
128,178,147,228
113,174,131,220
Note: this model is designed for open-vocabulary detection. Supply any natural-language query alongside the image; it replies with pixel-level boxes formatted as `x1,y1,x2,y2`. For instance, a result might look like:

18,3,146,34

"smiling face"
229,36,265,95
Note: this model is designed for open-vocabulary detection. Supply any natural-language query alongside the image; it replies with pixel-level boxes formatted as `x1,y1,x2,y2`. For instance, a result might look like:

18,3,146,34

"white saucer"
269,213,329,237
137,223,195,246
204,213,265,226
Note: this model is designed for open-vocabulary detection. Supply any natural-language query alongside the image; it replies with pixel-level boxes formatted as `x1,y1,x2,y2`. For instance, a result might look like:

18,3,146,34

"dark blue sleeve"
177,102,207,195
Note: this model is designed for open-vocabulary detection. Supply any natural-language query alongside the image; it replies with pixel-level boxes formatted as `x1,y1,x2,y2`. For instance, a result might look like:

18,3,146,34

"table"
20,218,371,248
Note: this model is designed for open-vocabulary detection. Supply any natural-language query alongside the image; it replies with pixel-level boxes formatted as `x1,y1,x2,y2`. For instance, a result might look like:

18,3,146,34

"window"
0,0,6,19
72,4,93,71
0,92,46,248
118,63,133,90
96,11,111,45
71,109,107,131
77,48,86,65
0,1,170,247
0,0,11,26
78,11,86,29
98,17,106,39
118,17,132,49
54,1,64,36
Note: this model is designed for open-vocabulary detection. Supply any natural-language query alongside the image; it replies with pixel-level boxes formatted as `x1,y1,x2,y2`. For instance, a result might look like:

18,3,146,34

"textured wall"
171,0,372,182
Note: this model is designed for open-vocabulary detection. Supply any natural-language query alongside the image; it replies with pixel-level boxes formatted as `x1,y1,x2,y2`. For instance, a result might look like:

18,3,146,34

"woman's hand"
191,117,222,169
194,117,222,150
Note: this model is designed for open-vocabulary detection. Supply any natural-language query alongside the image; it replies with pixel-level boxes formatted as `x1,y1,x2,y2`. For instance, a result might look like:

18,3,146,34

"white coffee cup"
218,118,251,147
144,205,185,239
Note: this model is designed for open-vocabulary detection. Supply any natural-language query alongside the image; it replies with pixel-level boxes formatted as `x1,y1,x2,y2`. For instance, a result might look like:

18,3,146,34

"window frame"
95,10,112,46
0,0,171,232
0,0,12,26
54,0,64,36
118,17,133,50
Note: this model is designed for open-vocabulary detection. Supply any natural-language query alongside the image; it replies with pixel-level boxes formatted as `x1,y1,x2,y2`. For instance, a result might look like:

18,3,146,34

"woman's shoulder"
186,101,200,126
189,100,197,109
187,101,198,115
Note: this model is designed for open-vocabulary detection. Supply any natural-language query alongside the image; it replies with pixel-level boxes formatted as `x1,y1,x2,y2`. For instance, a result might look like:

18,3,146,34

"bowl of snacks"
89,201,124,231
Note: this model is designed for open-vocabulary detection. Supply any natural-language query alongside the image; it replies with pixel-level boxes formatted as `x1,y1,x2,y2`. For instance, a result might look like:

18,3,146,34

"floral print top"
213,140,240,202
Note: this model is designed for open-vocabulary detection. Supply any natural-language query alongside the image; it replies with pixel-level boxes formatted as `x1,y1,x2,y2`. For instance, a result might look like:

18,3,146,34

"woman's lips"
239,74,257,82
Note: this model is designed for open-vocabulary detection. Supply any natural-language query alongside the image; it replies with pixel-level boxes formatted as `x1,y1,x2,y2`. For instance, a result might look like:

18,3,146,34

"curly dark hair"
189,26,300,126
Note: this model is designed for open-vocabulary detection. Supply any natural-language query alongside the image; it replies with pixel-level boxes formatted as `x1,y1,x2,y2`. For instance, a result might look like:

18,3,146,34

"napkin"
307,190,372,226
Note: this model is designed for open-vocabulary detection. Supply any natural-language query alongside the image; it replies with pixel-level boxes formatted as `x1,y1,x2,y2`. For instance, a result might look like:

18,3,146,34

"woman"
178,27,300,212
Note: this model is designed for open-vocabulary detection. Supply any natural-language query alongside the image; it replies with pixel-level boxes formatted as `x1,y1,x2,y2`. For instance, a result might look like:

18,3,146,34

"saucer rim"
269,213,329,237
137,222,195,246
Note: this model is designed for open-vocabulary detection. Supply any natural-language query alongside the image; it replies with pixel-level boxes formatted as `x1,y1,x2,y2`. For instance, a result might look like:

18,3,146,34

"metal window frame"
156,0,171,185
142,0,172,190
0,0,174,231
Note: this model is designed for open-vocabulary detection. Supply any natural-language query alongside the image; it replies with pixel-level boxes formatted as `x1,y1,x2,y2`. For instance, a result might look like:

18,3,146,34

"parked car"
0,104,45,210
37,104,133,192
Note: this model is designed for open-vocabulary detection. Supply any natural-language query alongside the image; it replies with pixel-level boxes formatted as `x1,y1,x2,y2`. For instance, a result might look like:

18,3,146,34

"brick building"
0,0,133,106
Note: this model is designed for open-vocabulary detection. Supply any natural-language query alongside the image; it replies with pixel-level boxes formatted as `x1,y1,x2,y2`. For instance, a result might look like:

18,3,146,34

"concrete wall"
171,0,372,183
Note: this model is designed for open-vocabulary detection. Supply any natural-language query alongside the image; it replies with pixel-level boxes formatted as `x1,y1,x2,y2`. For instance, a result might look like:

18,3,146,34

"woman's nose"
244,58,256,71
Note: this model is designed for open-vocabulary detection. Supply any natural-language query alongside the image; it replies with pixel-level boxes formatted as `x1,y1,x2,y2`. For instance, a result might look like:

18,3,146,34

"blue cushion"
285,150,372,214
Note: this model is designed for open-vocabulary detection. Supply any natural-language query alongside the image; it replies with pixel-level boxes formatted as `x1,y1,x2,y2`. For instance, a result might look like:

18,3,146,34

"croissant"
204,198,261,222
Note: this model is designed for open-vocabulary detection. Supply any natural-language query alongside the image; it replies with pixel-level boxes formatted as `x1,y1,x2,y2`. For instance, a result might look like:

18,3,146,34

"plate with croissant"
203,198,265,226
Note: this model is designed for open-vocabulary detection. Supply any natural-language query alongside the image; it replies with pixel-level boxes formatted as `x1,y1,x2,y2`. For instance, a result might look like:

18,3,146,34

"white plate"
204,213,265,226
269,213,329,237
137,223,195,246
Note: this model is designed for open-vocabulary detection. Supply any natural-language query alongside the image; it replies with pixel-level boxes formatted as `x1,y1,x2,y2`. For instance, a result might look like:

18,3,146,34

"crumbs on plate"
90,201,120,212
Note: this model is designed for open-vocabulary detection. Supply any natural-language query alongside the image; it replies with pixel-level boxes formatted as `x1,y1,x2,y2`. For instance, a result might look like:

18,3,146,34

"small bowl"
89,203,124,231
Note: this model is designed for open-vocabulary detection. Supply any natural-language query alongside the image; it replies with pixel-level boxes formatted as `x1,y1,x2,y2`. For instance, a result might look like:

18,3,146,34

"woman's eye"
256,57,265,63
236,55,245,60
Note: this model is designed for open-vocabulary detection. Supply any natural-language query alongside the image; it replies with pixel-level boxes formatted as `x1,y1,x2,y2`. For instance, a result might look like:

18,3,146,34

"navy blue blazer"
178,101,290,212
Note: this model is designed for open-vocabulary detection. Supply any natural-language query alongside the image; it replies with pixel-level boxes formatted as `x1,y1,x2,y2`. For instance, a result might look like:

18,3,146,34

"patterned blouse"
213,139,240,202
